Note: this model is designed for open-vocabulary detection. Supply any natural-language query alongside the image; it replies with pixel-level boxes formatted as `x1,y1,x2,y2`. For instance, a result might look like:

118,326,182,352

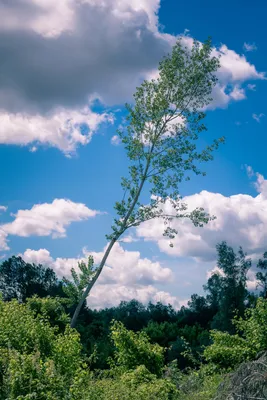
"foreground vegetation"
1,241,267,399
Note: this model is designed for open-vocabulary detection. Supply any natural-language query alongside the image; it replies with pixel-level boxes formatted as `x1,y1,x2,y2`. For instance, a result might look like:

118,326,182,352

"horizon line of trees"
1,241,267,370
1,241,267,399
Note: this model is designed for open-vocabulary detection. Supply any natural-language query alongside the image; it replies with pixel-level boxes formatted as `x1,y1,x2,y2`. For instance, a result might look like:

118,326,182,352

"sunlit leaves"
110,320,164,377
63,256,97,305
108,38,223,243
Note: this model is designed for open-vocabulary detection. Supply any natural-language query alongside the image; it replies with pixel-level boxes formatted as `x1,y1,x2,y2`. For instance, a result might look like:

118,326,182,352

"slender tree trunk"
70,148,153,328
70,237,116,328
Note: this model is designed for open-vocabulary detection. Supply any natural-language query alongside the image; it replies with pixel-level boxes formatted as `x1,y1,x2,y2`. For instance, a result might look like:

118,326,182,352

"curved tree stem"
70,158,152,328
70,237,117,328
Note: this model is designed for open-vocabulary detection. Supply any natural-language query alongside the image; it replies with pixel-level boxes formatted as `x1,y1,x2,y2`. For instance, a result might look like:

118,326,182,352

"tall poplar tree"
70,38,223,327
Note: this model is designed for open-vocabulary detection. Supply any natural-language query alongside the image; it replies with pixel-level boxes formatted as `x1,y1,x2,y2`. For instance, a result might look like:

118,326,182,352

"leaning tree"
70,38,224,328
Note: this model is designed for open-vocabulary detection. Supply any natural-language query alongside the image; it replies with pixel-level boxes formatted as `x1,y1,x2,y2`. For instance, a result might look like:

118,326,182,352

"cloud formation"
1,199,100,245
0,0,264,153
0,0,170,114
0,105,114,154
21,242,182,309
111,135,121,146
207,44,265,109
137,168,267,262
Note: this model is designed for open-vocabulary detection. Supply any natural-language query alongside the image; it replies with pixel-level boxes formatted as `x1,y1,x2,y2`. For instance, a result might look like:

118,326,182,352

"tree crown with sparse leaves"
107,38,224,245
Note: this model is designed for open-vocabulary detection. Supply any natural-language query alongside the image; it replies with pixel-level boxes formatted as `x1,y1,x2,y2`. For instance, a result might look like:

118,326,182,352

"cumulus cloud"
21,242,182,309
0,0,264,153
23,248,54,266
23,242,173,285
0,0,170,114
0,206,7,214
216,44,263,82
137,168,267,262
206,265,258,292
1,199,100,239
0,105,114,154
206,44,265,109
87,284,181,310
87,242,173,286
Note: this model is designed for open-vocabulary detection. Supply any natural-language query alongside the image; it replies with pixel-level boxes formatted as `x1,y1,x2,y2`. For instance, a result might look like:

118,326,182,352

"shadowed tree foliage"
205,242,251,333
256,251,267,298
0,256,64,302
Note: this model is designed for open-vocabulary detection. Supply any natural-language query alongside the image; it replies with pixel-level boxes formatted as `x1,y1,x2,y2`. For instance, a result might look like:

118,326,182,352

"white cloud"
0,105,114,154
0,0,75,38
120,235,139,243
254,172,267,196
179,298,190,308
137,168,267,262
252,113,265,123
206,265,258,292
0,206,7,214
1,199,100,239
0,229,9,252
21,242,183,309
217,44,262,82
23,248,54,266
245,164,255,178
206,44,265,109
22,248,81,277
111,135,121,146
86,242,173,286
0,0,171,115
23,242,173,285
229,86,246,101
0,0,161,38
88,284,181,310
246,269,258,291
0,0,264,154
206,266,225,280
147,40,264,111
0,0,172,152
243,42,257,52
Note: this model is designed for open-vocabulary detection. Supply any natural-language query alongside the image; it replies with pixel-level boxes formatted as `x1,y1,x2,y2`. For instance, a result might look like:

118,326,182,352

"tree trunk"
70,149,153,328
70,237,116,328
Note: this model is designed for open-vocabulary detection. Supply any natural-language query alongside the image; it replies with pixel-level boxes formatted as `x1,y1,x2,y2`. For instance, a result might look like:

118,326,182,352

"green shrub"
0,298,87,399
166,363,222,400
83,367,178,400
204,331,254,369
204,298,267,369
110,320,165,376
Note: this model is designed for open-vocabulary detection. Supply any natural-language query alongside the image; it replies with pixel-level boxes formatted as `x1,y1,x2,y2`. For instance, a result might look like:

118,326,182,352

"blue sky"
0,0,266,308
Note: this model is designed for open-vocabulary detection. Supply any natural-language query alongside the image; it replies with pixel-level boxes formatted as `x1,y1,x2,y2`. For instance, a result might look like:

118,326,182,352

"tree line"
1,241,267,371
1,241,267,399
